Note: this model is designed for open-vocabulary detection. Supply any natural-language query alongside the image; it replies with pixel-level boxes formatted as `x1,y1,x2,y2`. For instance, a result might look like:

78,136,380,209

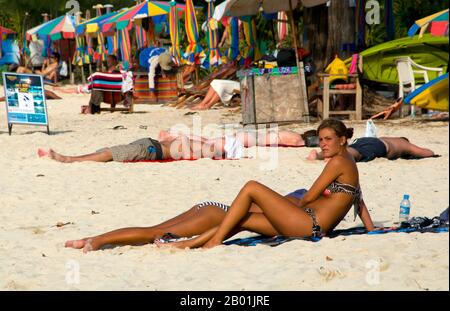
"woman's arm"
298,157,343,208
358,199,375,231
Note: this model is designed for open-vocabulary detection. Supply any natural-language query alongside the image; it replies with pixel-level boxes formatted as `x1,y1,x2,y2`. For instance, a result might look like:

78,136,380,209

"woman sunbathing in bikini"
65,119,375,252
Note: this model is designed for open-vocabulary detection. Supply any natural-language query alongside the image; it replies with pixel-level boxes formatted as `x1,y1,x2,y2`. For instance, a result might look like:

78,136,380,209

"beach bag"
364,119,377,138
60,61,68,77
277,48,296,67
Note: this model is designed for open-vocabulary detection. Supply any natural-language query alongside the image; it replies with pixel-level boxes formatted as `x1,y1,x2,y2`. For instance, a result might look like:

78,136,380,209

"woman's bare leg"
65,205,227,252
203,181,314,248
191,88,220,110
41,148,114,163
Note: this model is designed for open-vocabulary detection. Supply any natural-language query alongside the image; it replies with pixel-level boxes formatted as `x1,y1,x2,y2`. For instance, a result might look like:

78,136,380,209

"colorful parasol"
76,11,117,36
225,17,240,61
203,0,222,69
408,9,449,38
27,15,76,41
183,0,205,65
241,18,260,61
102,1,169,32
169,0,181,65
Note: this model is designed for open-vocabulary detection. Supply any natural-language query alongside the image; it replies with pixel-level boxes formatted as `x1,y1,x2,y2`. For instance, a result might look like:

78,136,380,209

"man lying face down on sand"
38,129,310,163
307,135,437,162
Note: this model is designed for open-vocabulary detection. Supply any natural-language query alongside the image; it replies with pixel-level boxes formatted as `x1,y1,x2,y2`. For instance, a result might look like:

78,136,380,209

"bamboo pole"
288,0,310,123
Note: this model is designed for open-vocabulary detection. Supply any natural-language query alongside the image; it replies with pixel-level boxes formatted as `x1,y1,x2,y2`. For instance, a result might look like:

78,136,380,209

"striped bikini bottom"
196,201,230,212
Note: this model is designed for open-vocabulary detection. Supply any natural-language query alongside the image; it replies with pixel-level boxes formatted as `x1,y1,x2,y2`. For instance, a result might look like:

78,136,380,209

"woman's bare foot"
190,104,209,111
155,238,194,249
65,238,101,253
202,238,222,249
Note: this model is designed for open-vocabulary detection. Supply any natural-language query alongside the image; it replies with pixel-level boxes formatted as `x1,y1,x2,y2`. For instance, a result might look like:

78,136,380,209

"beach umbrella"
225,17,240,62
203,0,222,69
213,0,327,18
183,0,205,65
27,15,76,41
102,1,169,32
0,26,15,59
26,15,75,40
1,26,15,36
169,0,181,65
240,17,261,61
408,9,449,38
76,11,117,36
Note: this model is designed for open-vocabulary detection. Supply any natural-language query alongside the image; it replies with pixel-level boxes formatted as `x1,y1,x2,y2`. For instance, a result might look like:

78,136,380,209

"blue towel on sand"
224,213,449,247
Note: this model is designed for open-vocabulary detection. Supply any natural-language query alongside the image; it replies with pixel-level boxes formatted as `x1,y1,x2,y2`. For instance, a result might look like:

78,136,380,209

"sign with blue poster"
2,72,50,135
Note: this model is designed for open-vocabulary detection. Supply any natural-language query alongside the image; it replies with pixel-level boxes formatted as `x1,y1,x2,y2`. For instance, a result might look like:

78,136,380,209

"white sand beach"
0,91,448,291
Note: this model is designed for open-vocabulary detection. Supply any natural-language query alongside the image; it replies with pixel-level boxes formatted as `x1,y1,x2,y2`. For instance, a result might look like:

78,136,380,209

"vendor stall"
239,66,308,125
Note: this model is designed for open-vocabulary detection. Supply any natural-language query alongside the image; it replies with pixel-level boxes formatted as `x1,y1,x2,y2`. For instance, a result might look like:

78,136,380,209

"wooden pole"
288,0,310,123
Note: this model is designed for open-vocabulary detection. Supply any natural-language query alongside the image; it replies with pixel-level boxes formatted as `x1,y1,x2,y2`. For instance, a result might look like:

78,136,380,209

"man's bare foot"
306,150,318,161
48,149,73,163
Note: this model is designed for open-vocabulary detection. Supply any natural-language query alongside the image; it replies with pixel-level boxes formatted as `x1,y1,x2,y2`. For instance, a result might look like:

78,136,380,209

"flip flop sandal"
112,125,127,130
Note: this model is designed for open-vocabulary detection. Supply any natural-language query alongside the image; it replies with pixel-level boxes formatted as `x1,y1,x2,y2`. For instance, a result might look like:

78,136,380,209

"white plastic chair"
395,56,444,98
395,56,444,116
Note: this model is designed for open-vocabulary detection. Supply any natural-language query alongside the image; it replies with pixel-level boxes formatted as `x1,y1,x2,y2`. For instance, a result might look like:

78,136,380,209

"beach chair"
316,54,363,120
89,72,134,113
395,56,444,116
395,56,444,99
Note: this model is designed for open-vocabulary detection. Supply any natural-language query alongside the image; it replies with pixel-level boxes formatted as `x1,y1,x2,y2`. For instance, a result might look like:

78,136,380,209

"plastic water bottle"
399,194,411,223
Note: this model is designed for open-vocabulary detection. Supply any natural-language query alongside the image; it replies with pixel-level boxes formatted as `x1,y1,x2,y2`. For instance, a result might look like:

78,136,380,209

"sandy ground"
0,90,448,291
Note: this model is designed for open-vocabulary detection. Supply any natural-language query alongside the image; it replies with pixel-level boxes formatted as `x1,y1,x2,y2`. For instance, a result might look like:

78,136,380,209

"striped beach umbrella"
225,17,240,61
183,0,205,65
102,1,169,32
203,0,222,69
27,15,76,41
76,11,117,35
408,9,449,38
169,0,181,65
241,18,260,61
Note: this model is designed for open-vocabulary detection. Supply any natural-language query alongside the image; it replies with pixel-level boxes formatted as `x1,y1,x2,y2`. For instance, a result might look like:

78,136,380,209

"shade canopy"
76,11,118,35
1,26,15,36
27,15,76,41
214,0,327,19
408,9,449,38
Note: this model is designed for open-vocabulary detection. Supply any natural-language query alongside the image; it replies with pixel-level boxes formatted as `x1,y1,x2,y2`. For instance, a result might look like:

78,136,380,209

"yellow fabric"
325,56,349,83
86,24,99,34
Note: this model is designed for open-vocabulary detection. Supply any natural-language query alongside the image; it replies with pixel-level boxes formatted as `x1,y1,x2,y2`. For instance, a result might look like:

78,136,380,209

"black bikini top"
327,181,362,220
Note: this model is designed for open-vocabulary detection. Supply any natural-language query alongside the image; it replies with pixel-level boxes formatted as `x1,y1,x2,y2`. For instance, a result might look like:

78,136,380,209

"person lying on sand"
16,52,61,82
65,119,375,252
39,129,313,163
307,136,437,162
